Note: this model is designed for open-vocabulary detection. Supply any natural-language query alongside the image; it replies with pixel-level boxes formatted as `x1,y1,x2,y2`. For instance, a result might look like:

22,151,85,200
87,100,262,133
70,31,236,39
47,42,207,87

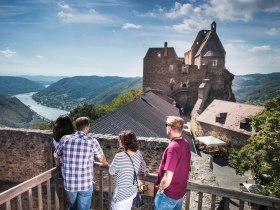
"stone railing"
1,163,280,210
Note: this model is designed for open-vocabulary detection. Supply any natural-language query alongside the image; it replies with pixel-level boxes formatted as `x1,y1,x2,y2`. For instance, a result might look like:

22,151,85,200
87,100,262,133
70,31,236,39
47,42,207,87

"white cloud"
204,0,280,22
228,40,246,43
36,55,43,59
139,0,280,35
266,27,279,36
57,4,120,24
169,40,193,55
122,23,142,29
1,47,16,58
165,3,196,19
133,6,164,18
248,45,272,53
173,18,211,33
57,11,73,19
58,2,72,10
57,10,117,24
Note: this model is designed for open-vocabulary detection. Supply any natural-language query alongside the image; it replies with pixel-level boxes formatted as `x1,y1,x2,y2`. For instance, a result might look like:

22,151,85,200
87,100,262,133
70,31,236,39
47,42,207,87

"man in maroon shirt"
155,116,191,210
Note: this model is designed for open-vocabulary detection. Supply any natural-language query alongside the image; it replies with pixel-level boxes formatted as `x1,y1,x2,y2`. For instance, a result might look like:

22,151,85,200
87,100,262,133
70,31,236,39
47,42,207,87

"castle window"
216,112,227,124
212,60,217,66
169,65,173,71
157,52,161,58
196,41,199,45
181,81,189,88
240,118,252,131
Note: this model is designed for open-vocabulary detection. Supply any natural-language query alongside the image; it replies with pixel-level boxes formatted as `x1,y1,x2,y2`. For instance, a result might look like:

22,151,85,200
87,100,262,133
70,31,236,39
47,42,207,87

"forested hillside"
21,75,66,86
0,76,44,96
232,72,280,105
0,95,33,128
33,76,142,110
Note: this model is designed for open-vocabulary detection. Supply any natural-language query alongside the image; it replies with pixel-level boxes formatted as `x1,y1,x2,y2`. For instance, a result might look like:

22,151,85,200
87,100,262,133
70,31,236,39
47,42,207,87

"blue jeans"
66,184,94,210
154,191,183,210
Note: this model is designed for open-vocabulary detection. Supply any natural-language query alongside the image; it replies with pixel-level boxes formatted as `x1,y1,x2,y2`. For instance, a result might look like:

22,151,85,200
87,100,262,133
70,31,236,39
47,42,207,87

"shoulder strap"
125,152,138,185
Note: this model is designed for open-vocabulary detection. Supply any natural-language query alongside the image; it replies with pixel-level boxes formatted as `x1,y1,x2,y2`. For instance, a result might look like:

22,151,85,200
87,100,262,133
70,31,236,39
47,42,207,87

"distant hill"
232,72,280,105
0,76,45,96
0,96,33,128
33,76,142,110
20,75,67,86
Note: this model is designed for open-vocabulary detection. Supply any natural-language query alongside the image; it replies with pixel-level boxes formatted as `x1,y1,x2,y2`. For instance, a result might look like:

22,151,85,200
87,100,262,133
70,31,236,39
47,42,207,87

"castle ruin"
143,21,235,113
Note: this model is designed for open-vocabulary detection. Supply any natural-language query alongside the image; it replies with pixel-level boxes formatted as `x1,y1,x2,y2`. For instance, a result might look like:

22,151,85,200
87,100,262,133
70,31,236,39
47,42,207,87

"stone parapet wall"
0,128,218,209
0,127,53,182
91,133,170,173
0,128,171,181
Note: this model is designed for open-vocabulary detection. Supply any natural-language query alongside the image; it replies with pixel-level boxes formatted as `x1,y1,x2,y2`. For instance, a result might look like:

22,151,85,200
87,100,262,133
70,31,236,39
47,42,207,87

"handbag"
133,191,144,208
125,152,144,208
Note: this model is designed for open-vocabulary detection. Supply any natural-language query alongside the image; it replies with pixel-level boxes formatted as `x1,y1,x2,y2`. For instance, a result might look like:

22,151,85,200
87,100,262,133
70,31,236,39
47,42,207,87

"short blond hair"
166,116,184,132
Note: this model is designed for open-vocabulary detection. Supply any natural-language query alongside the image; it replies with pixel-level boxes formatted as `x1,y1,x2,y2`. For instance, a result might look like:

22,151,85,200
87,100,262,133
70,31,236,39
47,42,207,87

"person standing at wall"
52,115,75,149
109,130,146,210
54,117,108,210
155,116,191,210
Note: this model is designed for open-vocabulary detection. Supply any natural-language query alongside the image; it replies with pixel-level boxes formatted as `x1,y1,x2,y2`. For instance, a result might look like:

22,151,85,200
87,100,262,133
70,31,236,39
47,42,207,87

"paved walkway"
200,152,253,209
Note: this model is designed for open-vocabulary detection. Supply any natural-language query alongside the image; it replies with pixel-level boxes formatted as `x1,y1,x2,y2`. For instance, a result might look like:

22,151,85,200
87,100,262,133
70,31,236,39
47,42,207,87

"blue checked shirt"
54,131,104,192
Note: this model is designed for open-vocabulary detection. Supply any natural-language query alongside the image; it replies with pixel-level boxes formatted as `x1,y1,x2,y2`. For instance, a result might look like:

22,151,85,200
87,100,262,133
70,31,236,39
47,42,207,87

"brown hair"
75,117,90,131
53,115,74,142
119,130,138,152
166,116,184,132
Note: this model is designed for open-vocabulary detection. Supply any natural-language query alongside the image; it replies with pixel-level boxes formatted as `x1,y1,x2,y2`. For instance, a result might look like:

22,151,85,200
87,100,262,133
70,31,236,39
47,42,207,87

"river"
14,92,69,121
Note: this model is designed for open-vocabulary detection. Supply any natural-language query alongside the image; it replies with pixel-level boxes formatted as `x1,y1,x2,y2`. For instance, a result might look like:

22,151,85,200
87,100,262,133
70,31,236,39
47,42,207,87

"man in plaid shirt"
54,117,108,210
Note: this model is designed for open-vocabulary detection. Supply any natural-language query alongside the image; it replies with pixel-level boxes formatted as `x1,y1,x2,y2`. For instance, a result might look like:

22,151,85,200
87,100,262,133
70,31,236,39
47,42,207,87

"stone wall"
0,128,171,181
191,122,250,146
92,133,170,173
0,128,219,209
0,127,53,182
0,127,219,180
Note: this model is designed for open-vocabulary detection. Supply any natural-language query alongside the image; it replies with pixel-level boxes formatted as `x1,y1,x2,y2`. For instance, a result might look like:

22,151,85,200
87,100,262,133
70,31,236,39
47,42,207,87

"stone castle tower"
143,21,235,113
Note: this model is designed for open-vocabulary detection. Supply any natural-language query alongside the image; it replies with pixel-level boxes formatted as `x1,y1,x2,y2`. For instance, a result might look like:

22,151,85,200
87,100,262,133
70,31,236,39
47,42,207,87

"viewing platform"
1,162,280,210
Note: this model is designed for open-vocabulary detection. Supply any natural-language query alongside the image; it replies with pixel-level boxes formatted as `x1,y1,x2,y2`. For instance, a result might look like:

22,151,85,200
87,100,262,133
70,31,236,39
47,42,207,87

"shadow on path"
213,156,229,167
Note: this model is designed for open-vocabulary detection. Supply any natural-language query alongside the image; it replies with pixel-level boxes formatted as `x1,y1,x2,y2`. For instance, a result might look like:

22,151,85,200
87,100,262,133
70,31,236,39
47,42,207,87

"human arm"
98,155,108,166
158,143,178,192
109,154,118,175
139,153,147,174
92,138,108,166
54,157,61,167
158,170,174,192
53,140,63,167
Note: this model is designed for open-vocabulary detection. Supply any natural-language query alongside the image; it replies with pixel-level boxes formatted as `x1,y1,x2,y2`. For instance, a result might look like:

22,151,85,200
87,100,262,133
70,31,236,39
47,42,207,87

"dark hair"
119,130,138,152
53,115,74,142
75,117,90,131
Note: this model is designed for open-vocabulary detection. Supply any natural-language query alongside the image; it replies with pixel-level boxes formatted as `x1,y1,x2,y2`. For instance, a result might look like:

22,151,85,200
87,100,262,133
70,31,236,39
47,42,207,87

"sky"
0,0,279,77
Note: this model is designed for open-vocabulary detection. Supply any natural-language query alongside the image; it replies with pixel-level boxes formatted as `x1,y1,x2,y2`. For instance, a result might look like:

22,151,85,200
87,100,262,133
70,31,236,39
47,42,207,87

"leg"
76,185,94,210
65,190,78,210
173,198,183,210
154,192,182,210
111,193,136,210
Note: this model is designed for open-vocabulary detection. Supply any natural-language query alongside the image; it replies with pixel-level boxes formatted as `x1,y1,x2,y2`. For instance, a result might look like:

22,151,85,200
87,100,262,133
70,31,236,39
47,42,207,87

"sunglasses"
165,123,172,127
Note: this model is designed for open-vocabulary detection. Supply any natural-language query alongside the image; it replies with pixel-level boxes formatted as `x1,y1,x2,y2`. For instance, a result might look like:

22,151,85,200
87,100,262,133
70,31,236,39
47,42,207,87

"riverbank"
14,92,68,121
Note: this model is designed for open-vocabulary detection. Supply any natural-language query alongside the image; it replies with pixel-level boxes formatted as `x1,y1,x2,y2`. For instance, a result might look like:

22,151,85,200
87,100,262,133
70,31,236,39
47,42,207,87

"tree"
229,95,280,197
69,103,98,121
109,88,142,110
69,88,142,121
